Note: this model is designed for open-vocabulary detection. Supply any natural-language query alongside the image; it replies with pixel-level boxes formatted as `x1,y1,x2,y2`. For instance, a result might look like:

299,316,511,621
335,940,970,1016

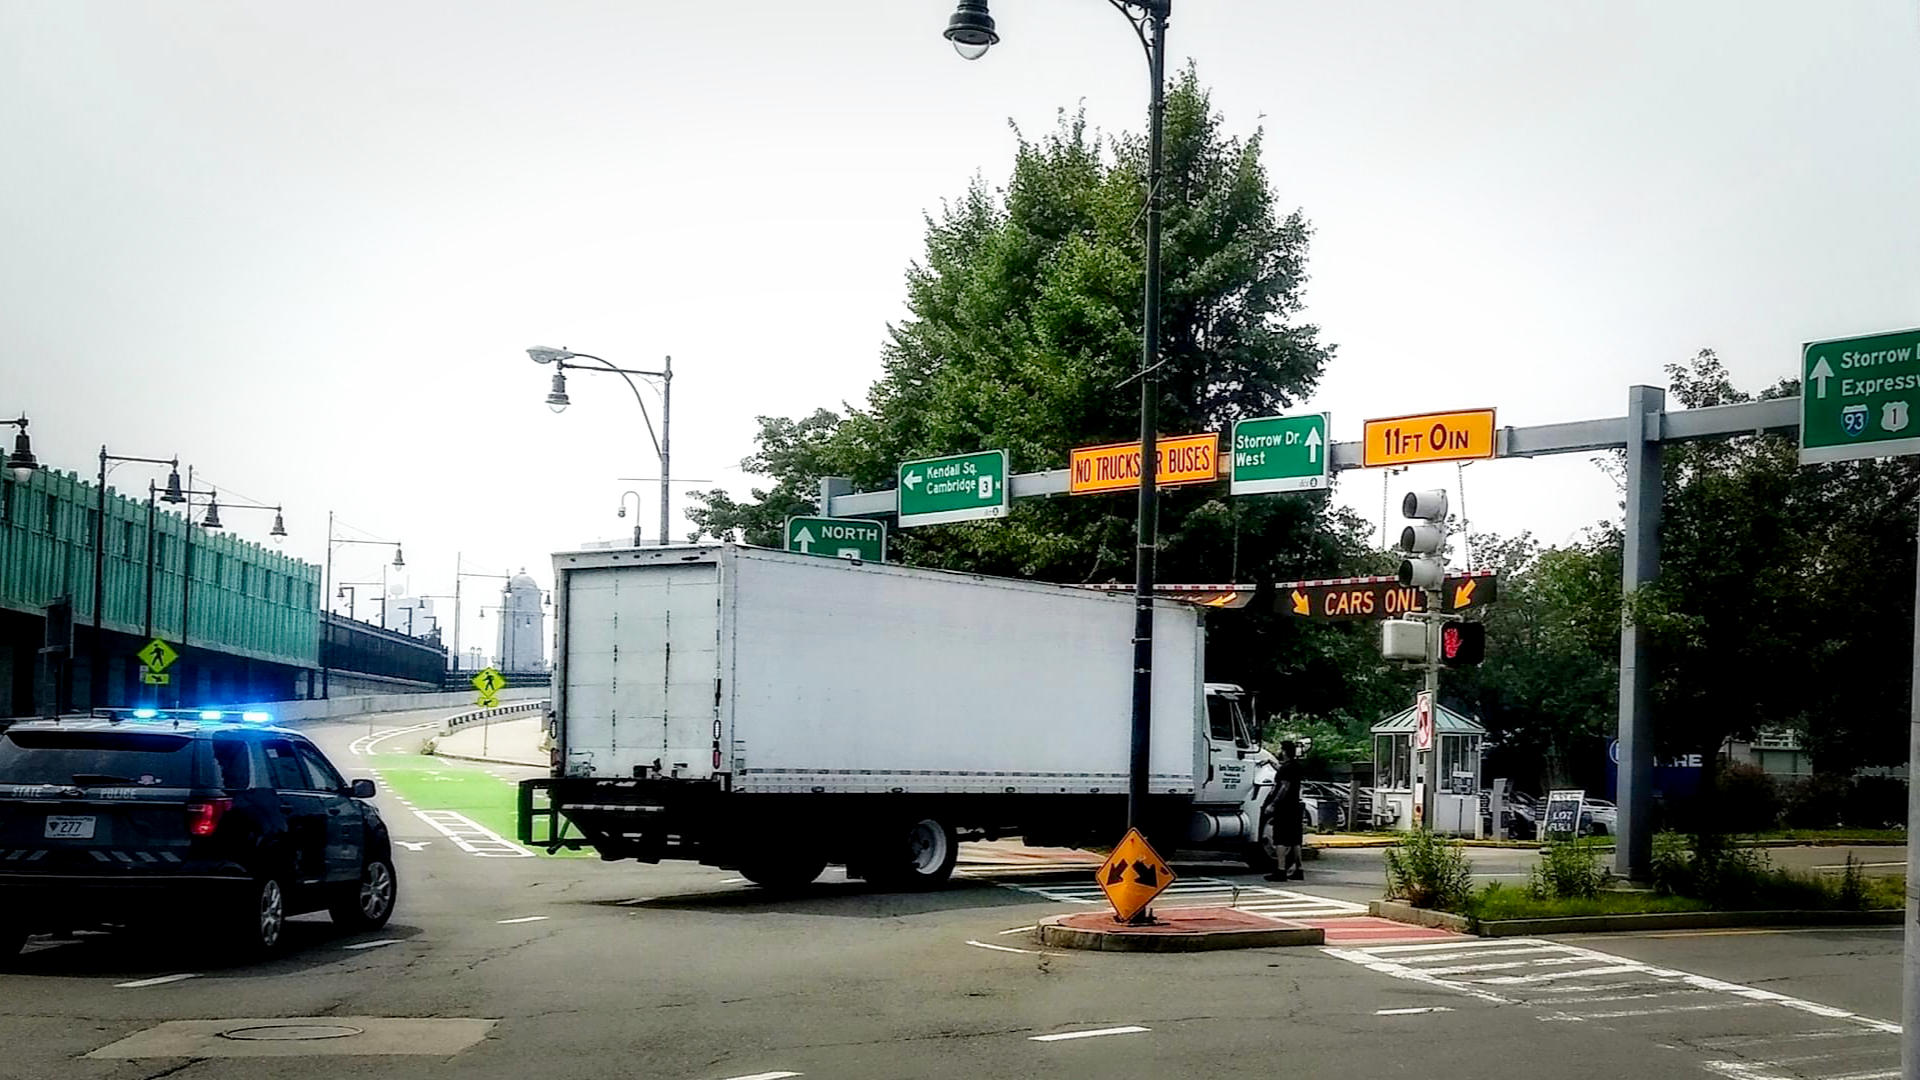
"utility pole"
659,354,672,546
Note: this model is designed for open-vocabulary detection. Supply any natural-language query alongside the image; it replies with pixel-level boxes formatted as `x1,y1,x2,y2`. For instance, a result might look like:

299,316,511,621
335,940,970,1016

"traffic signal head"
1398,556,1446,589
1402,489,1448,521
1439,621,1485,667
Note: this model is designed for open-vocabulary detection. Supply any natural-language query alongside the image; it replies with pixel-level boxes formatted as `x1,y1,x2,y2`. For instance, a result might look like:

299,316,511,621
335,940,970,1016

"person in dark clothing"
1261,741,1306,881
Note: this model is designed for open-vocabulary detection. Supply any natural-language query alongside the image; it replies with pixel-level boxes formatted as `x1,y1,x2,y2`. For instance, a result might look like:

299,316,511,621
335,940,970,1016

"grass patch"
1753,828,1906,844
370,750,591,859
1468,884,1709,921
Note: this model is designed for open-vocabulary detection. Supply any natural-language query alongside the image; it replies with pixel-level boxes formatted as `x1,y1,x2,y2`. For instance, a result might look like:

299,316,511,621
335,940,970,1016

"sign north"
785,516,886,562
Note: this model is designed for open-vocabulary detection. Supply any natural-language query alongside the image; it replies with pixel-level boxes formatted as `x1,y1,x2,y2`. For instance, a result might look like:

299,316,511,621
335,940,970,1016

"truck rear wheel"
861,818,958,890
738,853,827,891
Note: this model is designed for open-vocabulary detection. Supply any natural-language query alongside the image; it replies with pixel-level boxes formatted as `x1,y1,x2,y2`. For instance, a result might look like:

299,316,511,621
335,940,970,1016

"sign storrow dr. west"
1230,413,1329,495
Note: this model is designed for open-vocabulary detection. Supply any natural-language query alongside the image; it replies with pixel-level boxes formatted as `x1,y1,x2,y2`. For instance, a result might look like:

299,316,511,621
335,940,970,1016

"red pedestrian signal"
1440,622,1485,667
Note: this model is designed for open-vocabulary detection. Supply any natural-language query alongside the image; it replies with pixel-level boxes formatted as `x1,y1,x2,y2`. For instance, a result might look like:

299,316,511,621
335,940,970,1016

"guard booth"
1370,703,1486,836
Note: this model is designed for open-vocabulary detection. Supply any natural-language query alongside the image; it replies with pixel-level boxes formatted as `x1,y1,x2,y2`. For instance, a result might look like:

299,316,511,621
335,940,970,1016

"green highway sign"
785,516,886,561
1230,412,1330,495
1800,327,1920,465
897,450,1009,528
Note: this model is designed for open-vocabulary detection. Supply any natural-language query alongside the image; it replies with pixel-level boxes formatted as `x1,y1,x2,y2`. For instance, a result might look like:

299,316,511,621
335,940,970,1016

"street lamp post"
529,347,674,546
454,555,512,674
945,0,1171,839
321,513,403,699
92,447,182,708
142,473,188,641
176,483,286,705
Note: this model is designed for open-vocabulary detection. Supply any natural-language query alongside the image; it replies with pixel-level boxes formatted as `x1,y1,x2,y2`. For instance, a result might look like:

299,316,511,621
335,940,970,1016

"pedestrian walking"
1262,741,1306,881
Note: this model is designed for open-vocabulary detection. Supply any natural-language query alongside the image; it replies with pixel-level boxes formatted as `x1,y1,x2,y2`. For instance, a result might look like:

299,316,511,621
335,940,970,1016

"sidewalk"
430,716,546,767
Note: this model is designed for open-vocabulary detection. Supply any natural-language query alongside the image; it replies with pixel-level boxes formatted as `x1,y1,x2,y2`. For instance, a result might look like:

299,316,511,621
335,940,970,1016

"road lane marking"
717,1072,802,1080
115,974,199,988
997,925,1038,935
343,939,400,950
1375,1006,1453,1015
497,916,549,925
350,720,444,756
1811,861,1904,869
1001,876,1365,918
965,939,1054,956
1030,1026,1150,1043
412,809,534,858
395,840,430,852
1326,938,1901,1033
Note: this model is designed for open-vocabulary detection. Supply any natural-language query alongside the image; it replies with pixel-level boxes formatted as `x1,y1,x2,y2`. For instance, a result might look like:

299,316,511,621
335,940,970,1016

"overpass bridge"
0,467,458,716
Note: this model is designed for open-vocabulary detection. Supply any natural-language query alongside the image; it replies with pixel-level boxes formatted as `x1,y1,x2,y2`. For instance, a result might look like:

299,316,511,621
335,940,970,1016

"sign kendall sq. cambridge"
897,450,1009,528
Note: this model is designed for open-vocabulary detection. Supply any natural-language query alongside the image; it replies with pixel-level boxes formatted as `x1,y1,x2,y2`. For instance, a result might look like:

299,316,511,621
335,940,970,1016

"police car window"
295,743,345,792
0,729,197,786
261,739,309,791
211,737,253,790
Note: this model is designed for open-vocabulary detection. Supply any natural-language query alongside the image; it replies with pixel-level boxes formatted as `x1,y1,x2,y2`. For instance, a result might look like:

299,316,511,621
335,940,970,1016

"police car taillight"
187,798,232,837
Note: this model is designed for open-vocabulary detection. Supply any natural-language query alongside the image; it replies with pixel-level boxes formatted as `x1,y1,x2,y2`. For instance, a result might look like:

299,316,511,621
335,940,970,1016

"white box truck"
518,544,1275,888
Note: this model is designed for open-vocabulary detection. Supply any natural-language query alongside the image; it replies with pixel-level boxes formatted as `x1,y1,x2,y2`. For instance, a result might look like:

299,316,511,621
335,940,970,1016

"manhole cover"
219,1024,364,1042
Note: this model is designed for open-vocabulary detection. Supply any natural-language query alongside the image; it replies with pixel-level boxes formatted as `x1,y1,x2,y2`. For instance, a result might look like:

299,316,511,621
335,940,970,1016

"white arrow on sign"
1305,427,1323,463
1809,355,1834,399
903,470,923,490
792,526,815,553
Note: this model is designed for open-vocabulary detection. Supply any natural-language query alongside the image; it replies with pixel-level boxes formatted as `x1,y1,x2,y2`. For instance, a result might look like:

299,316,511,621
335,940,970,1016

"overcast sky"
3,1,1915,658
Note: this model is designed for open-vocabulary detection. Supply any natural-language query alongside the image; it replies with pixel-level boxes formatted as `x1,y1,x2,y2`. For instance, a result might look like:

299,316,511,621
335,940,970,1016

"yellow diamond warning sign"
1096,828,1175,922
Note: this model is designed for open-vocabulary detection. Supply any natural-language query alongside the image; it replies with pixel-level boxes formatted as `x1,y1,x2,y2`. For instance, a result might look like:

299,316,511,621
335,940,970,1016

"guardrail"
443,699,550,732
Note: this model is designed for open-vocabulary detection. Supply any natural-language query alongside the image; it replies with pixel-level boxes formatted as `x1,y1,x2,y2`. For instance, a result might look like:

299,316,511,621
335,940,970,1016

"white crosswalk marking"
1000,875,1365,919
1325,937,1901,1080
412,809,533,858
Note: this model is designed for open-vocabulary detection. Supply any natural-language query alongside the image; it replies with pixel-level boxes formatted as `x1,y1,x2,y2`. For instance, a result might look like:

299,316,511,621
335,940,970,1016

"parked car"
0,709,395,961
1299,781,1348,831
1581,798,1618,837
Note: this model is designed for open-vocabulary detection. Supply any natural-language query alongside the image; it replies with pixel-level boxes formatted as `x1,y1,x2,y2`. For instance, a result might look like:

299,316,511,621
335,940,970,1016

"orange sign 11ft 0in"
1361,408,1497,468
1069,433,1220,495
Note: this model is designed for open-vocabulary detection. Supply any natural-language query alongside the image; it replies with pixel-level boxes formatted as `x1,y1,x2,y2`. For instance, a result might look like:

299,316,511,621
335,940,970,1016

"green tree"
1635,349,1919,774
1448,529,1622,791
689,70,1392,726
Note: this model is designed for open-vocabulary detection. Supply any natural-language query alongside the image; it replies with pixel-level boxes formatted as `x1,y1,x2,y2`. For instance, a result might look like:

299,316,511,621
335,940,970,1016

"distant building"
383,593,436,639
497,570,546,673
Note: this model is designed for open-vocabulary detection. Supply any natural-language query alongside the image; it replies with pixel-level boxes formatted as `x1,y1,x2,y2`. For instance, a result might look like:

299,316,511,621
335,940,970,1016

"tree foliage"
688,70,1398,723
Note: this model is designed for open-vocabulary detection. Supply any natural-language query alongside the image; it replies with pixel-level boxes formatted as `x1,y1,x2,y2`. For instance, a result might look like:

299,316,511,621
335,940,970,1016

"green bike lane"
341,718,593,859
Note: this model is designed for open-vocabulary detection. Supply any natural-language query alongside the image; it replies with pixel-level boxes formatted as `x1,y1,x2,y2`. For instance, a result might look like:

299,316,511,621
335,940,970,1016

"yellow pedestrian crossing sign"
136,638,178,673
472,667,505,707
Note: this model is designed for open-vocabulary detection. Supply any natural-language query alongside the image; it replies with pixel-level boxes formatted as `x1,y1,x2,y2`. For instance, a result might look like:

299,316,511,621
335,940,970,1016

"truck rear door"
559,560,722,779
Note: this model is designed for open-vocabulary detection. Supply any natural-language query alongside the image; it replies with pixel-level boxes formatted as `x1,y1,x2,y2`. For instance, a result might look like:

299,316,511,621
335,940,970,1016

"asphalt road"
0,708,1904,1080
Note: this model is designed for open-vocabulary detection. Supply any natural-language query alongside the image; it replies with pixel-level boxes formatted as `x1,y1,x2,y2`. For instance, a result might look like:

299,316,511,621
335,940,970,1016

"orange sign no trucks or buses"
1069,433,1220,495
1096,827,1176,922
1361,408,1497,468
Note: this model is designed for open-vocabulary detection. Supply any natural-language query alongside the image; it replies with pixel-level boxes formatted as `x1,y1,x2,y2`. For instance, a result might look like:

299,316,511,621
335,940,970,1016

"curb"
428,749,545,769
1368,900,1473,933
1037,910,1325,952
1472,908,1903,937
1367,899,1902,937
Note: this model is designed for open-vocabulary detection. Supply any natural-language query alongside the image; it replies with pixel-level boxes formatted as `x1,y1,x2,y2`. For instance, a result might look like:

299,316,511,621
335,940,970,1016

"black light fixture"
545,370,570,413
5,416,38,482
270,507,288,541
944,0,998,59
200,497,223,530
392,544,405,569
161,463,185,504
